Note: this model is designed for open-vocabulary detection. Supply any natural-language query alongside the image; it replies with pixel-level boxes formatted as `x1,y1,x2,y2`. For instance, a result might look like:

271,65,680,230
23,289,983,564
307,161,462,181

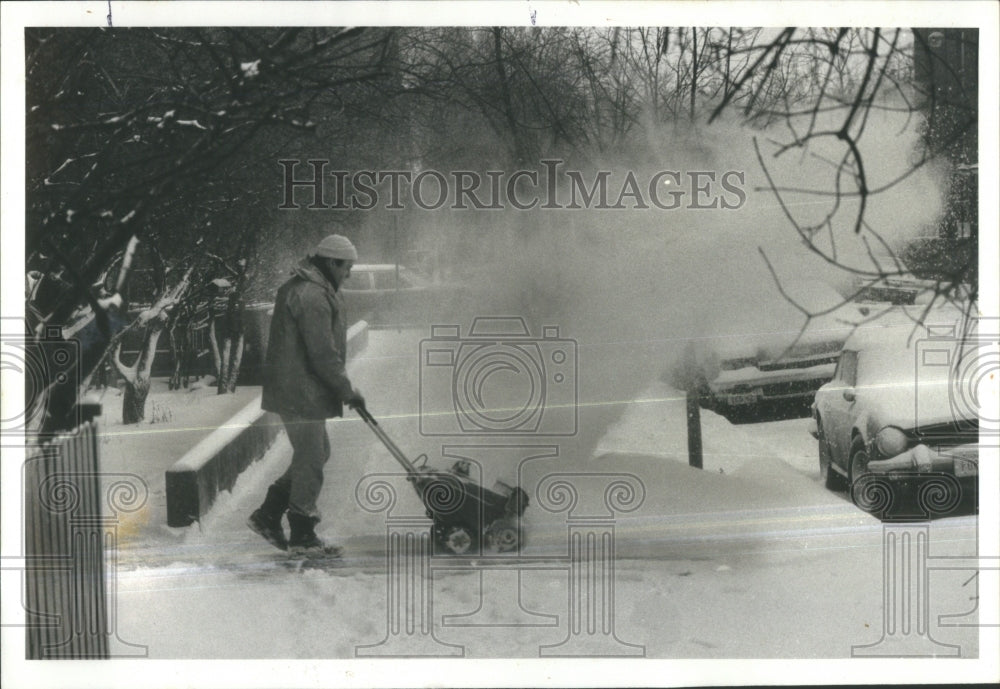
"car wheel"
848,438,869,485
848,438,894,516
817,421,846,491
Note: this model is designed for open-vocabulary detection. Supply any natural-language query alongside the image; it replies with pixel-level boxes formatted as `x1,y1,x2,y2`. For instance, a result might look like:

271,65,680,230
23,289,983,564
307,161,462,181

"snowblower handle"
356,406,378,426
355,407,419,475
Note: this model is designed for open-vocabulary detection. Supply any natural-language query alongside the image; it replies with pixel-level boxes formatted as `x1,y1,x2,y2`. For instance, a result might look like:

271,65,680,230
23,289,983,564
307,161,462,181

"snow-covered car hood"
698,279,862,364
709,312,855,362
672,280,863,387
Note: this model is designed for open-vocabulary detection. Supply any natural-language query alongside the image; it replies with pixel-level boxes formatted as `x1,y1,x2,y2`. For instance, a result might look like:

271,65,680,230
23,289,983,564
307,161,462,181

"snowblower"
357,407,528,556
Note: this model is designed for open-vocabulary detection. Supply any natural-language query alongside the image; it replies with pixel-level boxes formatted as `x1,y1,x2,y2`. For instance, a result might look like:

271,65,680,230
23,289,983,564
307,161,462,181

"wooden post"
679,342,704,470
686,389,703,469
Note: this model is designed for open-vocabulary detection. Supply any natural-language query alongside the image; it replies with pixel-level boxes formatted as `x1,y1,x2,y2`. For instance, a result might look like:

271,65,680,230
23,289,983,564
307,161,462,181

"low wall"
166,320,369,527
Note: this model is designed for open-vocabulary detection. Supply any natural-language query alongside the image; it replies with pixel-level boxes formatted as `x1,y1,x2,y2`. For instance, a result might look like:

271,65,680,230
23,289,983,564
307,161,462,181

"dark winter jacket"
261,259,353,419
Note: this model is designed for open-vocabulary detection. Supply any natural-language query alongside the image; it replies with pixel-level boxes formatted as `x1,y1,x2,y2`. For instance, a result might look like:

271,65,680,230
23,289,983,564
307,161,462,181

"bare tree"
704,28,977,335
26,27,394,431
25,26,977,432
112,258,196,423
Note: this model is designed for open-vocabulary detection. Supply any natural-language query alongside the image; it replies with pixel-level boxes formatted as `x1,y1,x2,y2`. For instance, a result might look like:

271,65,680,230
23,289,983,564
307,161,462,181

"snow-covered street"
6,11,996,689
108,329,979,658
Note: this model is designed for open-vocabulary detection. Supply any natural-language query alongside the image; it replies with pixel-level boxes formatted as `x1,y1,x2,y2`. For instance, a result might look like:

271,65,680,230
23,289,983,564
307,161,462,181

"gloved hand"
347,388,366,412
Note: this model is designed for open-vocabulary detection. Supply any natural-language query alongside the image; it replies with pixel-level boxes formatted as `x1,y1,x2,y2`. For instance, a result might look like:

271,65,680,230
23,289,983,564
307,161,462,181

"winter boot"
247,485,289,551
287,512,342,558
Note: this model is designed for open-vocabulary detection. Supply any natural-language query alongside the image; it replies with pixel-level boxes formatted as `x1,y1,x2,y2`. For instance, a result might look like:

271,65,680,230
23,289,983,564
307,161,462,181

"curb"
165,320,369,527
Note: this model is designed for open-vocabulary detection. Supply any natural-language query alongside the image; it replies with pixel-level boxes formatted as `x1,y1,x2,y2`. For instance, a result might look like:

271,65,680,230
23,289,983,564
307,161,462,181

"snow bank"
590,379,860,550
594,380,780,475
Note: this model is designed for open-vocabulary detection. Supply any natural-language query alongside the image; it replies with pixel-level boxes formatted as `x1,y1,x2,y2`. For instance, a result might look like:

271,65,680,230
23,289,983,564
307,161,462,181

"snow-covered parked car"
680,280,862,413
851,274,939,306
811,319,980,509
340,263,461,324
341,263,427,303
340,263,424,323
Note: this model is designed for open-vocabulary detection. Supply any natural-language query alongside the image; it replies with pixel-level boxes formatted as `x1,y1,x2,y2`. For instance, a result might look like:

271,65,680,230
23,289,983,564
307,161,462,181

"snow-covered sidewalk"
109,369,979,658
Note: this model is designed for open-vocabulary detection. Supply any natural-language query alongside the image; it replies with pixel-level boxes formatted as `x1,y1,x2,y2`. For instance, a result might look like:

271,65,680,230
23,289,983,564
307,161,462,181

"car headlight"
875,426,910,458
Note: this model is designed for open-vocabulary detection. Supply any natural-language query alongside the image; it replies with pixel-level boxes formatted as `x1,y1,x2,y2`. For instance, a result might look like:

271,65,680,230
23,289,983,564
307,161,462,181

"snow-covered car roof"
347,264,427,281
837,314,981,429
352,264,402,271
350,263,423,273
341,263,431,293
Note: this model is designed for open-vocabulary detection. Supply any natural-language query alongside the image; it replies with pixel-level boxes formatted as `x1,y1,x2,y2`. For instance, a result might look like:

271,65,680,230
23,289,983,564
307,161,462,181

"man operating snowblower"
248,234,365,556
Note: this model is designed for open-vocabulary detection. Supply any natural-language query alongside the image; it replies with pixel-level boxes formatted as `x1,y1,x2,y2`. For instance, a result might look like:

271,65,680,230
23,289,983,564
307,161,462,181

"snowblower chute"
357,407,529,555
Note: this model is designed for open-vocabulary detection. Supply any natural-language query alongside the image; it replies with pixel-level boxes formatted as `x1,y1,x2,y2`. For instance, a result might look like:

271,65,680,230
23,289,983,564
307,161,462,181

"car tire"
848,438,869,486
817,421,846,491
848,437,894,517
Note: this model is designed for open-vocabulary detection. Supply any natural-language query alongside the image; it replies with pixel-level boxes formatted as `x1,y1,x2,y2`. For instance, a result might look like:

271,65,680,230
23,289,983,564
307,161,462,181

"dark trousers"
271,415,331,520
